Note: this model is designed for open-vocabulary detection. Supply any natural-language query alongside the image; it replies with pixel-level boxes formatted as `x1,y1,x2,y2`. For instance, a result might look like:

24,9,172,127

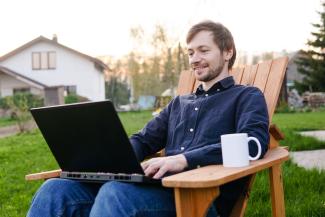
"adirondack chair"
163,56,289,217
26,56,289,217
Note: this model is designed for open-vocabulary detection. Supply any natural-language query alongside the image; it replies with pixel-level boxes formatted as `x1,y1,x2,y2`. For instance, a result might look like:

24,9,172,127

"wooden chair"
165,56,289,217
26,56,289,217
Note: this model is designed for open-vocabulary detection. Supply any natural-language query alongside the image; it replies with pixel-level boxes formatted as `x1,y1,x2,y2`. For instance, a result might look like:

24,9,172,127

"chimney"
52,34,58,43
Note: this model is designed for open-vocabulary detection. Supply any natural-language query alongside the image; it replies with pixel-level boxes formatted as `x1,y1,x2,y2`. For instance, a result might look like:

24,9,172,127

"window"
64,85,77,95
32,51,56,70
32,52,41,70
48,52,56,69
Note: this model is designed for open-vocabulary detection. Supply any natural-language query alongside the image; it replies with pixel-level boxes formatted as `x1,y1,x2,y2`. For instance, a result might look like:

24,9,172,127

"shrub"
64,94,89,104
0,93,44,132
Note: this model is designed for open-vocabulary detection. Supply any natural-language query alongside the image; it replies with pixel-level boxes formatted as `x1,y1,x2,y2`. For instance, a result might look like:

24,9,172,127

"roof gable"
0,36,109,72
0,66,48,89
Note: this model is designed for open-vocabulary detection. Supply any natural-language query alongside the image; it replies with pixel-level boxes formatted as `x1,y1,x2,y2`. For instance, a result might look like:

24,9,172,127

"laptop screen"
30,100,144,175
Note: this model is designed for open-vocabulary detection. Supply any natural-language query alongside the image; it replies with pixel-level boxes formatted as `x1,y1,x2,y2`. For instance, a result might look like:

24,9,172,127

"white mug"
221,133,262,167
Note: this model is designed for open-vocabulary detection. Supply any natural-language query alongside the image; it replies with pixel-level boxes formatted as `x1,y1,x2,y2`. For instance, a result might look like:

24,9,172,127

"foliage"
127,25,188,100
105,77,130,106
0,93,43,132
275,100,295,113
294,3,325,93
64,94,89,104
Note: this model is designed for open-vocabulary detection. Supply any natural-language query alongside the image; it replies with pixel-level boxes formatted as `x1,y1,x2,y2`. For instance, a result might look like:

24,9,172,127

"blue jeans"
27,178,218,217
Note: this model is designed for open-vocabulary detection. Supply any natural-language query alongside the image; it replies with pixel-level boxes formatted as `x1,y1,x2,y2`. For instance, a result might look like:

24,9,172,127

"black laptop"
30,100,161,185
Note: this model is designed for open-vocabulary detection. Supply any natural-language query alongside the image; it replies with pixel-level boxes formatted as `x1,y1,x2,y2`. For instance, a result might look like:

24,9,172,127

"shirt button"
217,89,220,91
180,147,185,151
189,128,194,132
205,93,208,97
194,107,198,111
197,165,201,168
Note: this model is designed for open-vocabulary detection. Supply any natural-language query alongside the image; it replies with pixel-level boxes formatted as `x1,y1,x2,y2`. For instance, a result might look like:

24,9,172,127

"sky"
0,0,323,58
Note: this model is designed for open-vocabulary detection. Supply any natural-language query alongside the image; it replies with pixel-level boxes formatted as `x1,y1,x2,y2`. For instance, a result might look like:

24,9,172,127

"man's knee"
96,181,130,202
33,178,91,203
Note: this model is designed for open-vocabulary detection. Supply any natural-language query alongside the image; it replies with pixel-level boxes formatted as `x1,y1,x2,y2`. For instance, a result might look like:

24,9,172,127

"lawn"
0,111,324,216
0,117,16,127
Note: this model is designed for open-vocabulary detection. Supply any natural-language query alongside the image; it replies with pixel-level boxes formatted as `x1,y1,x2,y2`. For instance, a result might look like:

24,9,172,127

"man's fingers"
153,165,168,179
144,161,161,177
141,161,149,170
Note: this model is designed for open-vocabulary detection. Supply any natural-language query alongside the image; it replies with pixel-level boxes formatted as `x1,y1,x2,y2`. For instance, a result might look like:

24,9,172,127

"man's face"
187,31,228,82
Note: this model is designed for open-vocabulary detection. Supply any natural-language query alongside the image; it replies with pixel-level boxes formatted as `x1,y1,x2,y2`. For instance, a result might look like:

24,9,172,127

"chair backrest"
177,56,289,149
175,56,288,217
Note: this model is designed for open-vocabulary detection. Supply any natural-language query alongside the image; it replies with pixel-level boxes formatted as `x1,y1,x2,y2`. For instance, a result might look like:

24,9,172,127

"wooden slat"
162,147,289,188
25,169,61,181
269,164,286,217
253,60,272,92
247,64,258,85
263,57,289,118
176,70,196,96
230,67,244,84
174,187,220,217
240,65,253,85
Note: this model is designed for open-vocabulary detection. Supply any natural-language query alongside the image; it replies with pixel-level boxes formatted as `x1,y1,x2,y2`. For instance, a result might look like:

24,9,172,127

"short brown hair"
186,21,236,69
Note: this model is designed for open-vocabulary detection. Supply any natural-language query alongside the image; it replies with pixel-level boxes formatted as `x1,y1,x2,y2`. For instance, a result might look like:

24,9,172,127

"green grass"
0,117,16,127
273,111,325,151
0,111,325,216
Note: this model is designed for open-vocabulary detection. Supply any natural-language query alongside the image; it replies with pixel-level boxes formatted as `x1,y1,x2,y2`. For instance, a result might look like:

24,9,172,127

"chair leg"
269,164,286,217
230,174,256,217
174,187,220,217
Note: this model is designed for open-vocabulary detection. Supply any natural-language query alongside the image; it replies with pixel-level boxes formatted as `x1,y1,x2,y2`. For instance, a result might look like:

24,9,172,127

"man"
28,21,269,217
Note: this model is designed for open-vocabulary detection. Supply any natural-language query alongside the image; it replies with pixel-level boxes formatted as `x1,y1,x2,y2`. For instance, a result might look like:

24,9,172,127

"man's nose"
190,52,201,65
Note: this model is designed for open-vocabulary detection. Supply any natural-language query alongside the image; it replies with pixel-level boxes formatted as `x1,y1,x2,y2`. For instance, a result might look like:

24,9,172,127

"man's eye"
201,50,209,53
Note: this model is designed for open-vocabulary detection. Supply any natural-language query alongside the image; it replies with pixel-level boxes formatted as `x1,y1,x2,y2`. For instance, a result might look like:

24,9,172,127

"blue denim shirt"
130,76,269,169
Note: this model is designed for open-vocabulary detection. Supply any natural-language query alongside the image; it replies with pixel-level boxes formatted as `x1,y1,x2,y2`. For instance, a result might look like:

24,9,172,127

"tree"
105,77,129,106
295,3,325,93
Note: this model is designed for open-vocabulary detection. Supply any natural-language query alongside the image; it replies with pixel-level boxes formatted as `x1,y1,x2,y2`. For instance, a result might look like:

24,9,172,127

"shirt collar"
195,76,235,96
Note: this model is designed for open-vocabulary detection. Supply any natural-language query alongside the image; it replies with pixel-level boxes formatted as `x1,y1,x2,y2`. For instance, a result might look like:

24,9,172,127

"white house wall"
0,42,105,101
0,72,41,97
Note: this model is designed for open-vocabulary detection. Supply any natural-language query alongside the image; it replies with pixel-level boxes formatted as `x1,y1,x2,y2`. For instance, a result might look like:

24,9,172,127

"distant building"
0,35,108,102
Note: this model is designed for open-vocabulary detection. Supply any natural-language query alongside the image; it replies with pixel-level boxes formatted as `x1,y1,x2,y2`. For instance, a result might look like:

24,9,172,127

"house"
0,35,108,103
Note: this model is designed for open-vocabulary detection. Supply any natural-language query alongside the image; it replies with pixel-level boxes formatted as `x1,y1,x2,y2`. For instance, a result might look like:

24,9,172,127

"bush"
275,100,295,113
0,93,43,110
64,94,89,104
0,93,44,132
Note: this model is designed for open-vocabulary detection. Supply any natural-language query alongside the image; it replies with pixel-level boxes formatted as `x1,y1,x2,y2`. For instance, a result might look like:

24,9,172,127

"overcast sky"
0,0,322,58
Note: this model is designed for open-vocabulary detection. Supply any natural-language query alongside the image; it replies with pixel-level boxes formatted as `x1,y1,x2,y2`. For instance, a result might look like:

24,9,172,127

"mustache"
191,63,209,69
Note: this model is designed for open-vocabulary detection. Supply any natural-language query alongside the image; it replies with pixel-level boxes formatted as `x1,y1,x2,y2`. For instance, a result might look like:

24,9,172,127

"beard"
195,58,226,82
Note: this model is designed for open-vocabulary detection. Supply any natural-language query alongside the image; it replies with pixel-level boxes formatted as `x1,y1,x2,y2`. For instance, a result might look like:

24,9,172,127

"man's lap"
28,178,218,217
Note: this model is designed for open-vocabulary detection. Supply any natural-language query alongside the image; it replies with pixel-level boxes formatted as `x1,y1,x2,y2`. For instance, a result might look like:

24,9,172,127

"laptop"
30,100,161,185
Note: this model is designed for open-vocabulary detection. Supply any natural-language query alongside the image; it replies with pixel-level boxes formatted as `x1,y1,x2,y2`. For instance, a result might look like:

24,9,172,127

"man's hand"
141,154,188,179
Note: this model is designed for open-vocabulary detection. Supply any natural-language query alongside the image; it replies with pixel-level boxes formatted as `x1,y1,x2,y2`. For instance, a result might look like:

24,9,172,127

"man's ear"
224,49,233,61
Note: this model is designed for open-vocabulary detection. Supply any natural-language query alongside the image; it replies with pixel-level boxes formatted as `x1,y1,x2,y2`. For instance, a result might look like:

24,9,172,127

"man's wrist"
178,154,188,169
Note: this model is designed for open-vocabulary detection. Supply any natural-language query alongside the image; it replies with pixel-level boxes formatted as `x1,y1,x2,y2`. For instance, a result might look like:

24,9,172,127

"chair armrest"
162,147,289,188
25,169,61,181
270,124,285,140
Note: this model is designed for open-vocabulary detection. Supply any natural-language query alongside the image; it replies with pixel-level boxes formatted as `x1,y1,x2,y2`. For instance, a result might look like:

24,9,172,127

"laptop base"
60,171,161,185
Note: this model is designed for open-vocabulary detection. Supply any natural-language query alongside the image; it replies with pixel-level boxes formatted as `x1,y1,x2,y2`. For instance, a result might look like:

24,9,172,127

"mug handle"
247,137,262,161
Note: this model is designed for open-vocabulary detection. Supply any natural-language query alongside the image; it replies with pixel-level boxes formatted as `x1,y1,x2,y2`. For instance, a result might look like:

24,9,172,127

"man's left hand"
141,154,188,179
